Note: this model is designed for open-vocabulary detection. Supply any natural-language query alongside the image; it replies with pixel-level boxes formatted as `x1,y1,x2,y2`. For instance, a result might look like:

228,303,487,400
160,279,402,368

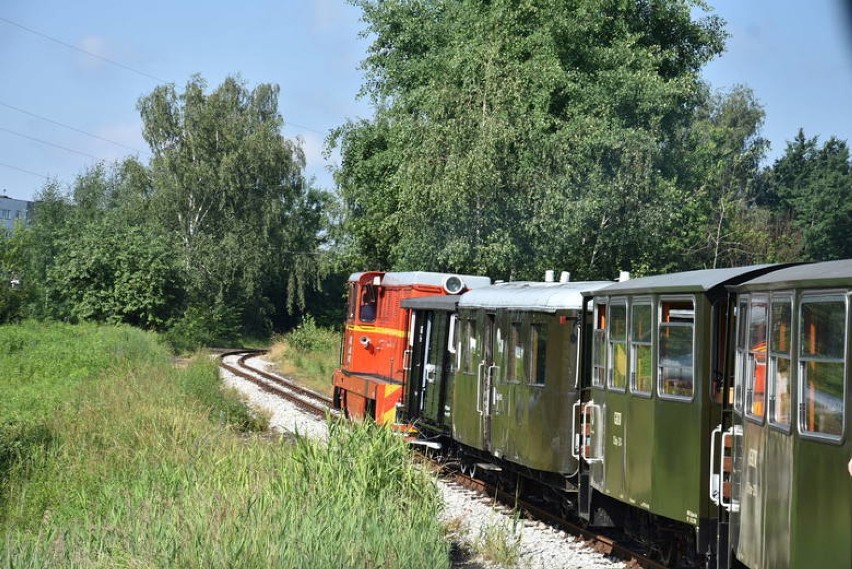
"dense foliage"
330,0,850,279
0,77,331,346
2,3,851,335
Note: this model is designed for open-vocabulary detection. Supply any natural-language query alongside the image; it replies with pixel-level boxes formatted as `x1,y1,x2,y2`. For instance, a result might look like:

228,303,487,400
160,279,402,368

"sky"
1,1,851,202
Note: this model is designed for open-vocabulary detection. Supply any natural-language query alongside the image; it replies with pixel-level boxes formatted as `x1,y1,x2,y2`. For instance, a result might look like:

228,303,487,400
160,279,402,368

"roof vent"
619,271,630,282
559,271,570,283
544,270,555,283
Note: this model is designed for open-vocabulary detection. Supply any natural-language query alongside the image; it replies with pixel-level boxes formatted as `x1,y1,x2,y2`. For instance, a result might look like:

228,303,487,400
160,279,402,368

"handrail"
476,361,485,415
571,400,582,459
709,424,722,506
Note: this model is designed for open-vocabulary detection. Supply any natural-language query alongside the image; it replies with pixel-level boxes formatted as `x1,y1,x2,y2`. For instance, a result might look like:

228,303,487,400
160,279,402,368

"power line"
0,15,167,84
0,100,148,155
0,126,101,160
0,161,50,180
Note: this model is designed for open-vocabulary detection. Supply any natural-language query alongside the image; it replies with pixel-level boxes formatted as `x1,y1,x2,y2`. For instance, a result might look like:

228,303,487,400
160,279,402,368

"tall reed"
1,323,449,569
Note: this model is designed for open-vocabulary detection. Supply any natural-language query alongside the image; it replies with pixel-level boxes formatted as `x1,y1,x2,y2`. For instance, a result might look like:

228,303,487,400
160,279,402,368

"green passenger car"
580,266,779,565
727,260,851,569
451,280,611,477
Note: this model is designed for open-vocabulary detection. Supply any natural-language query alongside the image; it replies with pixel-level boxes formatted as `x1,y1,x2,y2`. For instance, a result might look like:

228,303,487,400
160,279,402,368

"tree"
332,0,727,279
138,75,328,332
665,85,776,268
47,216,183,328
762,130,852,261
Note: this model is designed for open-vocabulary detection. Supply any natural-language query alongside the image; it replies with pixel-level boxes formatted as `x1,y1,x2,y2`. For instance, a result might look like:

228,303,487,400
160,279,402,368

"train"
332,262,852,568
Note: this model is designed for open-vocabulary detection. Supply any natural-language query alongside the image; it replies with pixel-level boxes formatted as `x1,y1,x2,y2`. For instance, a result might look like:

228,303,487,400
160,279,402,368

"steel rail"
218,350,336,419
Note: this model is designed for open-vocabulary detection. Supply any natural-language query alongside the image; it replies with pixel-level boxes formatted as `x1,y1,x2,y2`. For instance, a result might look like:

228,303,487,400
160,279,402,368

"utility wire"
0,15,167,83
0,126,101,160
0,100,148,155
0,15,328,179
0,161,50,180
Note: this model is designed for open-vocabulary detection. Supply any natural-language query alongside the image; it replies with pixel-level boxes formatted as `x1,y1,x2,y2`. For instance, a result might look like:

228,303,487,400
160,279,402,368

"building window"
799,295,846,438
658,299,695,399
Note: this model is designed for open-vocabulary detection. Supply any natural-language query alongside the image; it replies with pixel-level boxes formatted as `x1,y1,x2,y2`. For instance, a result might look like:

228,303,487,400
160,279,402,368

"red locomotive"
333,271,490,425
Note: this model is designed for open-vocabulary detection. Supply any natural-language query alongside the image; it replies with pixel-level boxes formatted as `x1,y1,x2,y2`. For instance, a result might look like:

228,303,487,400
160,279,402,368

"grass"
474,520,524,568
0,321,450,569
267,316,339,396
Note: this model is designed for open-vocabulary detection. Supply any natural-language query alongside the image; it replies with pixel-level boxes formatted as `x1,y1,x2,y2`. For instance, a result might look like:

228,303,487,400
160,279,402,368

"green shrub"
286,315,338,353
164,304,241,352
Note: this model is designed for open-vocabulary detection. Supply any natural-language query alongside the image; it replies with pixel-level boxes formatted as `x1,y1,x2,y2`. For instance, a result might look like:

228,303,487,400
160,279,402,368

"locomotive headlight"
359,336,371,348
442,275,465,294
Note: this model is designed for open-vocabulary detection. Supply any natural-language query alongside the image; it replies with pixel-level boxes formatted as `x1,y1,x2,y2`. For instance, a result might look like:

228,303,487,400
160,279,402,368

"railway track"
218,349,336,419
441,468,669,569
218,350,666,569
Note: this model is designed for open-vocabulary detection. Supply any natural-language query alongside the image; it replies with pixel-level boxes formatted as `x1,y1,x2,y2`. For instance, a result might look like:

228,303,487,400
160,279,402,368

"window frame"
629,298,654,397
767,293,794,433
734,298,749,414
657,295,696,402
797,291,847,443
591,300,608,389
529,320,548,386
508,319,526,384
744,294,769,425
607,298,628,392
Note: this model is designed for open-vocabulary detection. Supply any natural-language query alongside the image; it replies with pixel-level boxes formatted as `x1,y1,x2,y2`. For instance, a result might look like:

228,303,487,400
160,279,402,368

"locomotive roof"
733,259,852,291
347,271,491,289
458,281,612,312
400,295,461,311
591,264,779,296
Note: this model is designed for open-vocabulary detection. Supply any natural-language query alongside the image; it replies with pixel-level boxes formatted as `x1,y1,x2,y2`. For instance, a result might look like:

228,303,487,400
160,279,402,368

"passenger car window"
608,302,627,390
592,303,607,387
510,322,525,382
746,296,768,420
769,296,792,427
799,296,846,438
631,302,653,395
658,299,694,399
530,323,547,385
734,300,748,412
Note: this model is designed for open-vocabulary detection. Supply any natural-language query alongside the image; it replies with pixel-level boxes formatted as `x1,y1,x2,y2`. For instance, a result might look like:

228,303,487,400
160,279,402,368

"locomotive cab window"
359,284,378,323
346,282,357,321
658,298,695,400
592,302,607,388
746,295,768,421
530,323,547,385
630,301,653,395
769,295,793,428
799,294,846,439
